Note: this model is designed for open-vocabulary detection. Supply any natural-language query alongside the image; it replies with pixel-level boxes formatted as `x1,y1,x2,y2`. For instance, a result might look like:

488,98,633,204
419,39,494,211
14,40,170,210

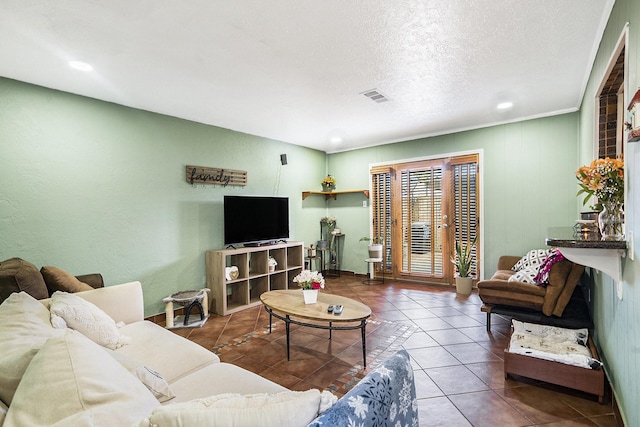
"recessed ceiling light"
68,61,93,72
497,101,513,110
330,137,342,144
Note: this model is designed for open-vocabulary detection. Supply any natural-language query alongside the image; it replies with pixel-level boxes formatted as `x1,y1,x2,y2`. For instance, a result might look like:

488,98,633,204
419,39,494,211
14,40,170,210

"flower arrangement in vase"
293,270,325,304
321,175,336,192
576,157,624,240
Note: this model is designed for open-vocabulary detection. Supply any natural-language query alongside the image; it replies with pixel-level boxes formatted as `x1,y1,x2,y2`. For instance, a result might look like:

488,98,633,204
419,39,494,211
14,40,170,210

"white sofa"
0,281,332,426
0,280,418,426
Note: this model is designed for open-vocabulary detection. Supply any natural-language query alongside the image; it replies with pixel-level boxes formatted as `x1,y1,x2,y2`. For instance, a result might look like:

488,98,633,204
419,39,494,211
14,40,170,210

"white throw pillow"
3,330,159,427
108,351,175,403
49,291,131,349
0,292,64,405
134,389,335,427
512,249,550,271
508,266,539,284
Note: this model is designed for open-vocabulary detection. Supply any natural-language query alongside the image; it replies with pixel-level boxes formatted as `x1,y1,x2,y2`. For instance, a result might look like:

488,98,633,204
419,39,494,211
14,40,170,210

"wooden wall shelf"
302,190,370,200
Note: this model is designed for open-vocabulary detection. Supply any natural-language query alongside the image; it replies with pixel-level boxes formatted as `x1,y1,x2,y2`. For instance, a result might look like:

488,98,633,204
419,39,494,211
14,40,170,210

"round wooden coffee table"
260,290,372,367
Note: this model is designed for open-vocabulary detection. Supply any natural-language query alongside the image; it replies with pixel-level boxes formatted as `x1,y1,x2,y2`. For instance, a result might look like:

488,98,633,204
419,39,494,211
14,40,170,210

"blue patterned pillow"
307,349,417,427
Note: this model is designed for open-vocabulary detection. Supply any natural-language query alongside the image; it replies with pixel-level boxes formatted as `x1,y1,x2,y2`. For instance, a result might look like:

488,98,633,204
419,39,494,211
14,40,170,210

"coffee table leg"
361,319,367,368
285,315,291,361
268,309,273,333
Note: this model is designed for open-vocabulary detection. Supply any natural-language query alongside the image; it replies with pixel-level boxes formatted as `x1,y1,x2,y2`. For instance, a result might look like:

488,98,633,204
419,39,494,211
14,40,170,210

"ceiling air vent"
361,89,391,103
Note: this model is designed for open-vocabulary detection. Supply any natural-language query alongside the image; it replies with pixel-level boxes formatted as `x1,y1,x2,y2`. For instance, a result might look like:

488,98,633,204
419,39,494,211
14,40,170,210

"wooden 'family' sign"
186,165,247,187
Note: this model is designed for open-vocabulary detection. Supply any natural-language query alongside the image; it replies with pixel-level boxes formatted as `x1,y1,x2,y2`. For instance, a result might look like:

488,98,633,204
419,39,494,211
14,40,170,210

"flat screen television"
223,195,289,246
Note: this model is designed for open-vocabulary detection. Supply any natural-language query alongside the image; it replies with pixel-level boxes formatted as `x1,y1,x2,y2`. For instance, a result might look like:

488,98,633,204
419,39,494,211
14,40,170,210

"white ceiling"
0,1,614,153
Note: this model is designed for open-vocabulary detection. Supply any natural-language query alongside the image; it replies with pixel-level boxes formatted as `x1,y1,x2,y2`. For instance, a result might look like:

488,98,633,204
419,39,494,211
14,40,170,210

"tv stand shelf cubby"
205,241,304,315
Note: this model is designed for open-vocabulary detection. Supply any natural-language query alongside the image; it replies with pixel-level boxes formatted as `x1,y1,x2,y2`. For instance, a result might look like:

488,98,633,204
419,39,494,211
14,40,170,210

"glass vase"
598,202,624,241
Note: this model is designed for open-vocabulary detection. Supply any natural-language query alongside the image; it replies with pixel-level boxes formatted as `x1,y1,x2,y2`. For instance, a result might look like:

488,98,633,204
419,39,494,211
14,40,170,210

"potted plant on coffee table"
451,235,477,295
359,235,383,259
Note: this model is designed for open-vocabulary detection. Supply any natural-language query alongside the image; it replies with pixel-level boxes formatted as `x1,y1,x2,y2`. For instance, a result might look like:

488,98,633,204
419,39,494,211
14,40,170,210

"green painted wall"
328,114,580,280
578,1,640,425
0,77,327,316
3,7,638,419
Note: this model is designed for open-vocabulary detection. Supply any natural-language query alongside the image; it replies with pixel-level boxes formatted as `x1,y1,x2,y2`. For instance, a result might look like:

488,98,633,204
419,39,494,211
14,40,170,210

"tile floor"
174,275,618,427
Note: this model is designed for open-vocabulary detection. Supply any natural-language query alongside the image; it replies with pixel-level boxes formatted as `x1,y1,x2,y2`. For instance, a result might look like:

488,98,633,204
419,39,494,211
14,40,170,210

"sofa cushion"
168,362,287,403
116,320,220,383
3,330,159,427
512,249,550,272
134,389,330,427
541,260,574,316
49,291,132,349
508,266,539,285
0,257,48,302
552,263,585,317
492,270,516,281
109,351,176,403
0,292,64,405
40,266,94,295
477,277,546,311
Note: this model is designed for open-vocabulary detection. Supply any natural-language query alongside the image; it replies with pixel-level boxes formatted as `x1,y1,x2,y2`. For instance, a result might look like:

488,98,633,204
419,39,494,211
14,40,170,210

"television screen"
223,196,289,246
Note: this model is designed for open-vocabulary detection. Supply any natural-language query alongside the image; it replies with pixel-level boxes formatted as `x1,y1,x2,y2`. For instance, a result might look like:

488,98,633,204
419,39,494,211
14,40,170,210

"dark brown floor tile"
458,325,506,343
425,365,490,395
258,364,304,389
407,346,462,369
414,369,445,399
413,317,456,331
402,331,440,349
226,354,273,375
399,307,438,319
465,361,523,390
304,337,351,356
496,385,585,425
302,359,353,389
448,390,532,427
441,315,483,328
375,310,410,321
558,390,615,417
587,414,618,427
332,342,369,366
531,419,599,426
428,329,475,345
443,342,503,364
391,300,426,310
417,396,473,426
428,307,464,317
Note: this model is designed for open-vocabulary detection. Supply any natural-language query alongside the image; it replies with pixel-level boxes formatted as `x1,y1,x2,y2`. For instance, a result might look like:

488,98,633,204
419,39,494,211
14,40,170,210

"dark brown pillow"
41,266,93,295
0,258,49,302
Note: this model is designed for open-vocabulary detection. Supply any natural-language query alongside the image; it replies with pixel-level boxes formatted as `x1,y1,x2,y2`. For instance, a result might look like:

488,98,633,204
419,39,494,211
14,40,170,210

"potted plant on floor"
360,235,383,259
451,235,477,295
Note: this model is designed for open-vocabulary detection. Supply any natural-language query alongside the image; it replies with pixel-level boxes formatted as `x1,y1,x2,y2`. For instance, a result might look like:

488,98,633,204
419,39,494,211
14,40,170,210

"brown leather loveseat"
477,251,585,331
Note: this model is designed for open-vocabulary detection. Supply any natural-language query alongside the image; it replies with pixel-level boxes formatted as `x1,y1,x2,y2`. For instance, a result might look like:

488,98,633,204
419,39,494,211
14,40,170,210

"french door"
370,154,479,285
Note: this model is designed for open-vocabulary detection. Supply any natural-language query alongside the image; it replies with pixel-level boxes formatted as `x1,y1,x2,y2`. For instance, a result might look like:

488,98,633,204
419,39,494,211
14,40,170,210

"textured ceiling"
0,1,614,153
